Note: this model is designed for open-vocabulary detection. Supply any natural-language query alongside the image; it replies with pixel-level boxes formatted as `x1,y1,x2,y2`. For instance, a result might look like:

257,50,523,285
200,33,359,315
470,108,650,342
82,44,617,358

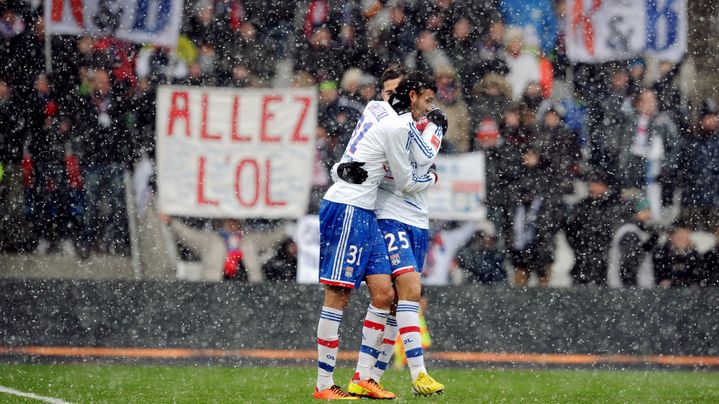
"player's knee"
371,286,395,309
399,284,421,302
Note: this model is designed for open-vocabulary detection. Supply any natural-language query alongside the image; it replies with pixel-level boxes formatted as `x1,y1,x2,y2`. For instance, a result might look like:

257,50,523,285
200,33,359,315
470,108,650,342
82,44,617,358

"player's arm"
385,126,437,193
410,109,448,167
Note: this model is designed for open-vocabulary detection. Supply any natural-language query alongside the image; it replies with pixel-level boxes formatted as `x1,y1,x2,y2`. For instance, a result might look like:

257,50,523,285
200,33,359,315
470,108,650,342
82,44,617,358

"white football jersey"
323,101,436,210
375,120,443,229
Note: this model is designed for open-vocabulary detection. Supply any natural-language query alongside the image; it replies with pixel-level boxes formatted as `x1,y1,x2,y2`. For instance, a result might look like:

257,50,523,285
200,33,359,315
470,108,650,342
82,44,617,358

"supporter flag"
45,0,184,47
566,0,687,63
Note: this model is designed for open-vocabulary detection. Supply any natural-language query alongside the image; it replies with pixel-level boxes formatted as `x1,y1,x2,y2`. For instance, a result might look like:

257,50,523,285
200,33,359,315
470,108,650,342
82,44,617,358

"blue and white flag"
45,0,184,47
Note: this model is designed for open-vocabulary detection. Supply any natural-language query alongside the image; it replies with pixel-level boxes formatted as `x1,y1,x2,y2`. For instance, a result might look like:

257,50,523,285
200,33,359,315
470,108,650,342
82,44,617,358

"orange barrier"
2,346,719,367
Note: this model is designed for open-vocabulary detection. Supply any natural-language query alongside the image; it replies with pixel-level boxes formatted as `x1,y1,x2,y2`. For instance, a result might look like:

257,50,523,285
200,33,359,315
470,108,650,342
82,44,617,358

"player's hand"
428,163,438,184
426,108,449,134
337,161,368,184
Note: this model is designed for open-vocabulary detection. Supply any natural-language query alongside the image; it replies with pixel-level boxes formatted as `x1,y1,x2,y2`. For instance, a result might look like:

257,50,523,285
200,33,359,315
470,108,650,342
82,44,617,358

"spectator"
677,99,719,231
617,89,681,213
186,0,224,46
653,222,703,288
565,170,628,285
317,80,362,160
700,226,719,287
219,21,276,85
469,73,511,151
532,106,580,198
462,20,509,99
76,69,131,256
503,27,540,100
374,3,418,67
590,64,633,170
433,66,470,153
446,17,475,83
404,30,453,77
262,236,298,281
0,76,34,252
455,227,507,284
608,197,659,287
161,214,248,282
294,26,343,82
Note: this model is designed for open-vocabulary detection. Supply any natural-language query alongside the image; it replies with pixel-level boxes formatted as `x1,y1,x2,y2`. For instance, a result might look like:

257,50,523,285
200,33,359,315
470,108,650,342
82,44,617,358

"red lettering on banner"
52,0,84,26
201,94,221,141
264,160,286,207
197,156,219,206
571,0,602,56
168,91,190,137
291,96,312,143
235,159,260,207
231,96,251,142
260,95,282,143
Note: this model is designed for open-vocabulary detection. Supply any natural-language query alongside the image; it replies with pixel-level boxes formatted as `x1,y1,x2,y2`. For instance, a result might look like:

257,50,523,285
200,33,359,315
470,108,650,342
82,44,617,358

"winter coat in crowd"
530,117,580,197
652,241,703,288
294,27,343,82
700,245,719,287
678,127,719,208
262,237,298,281
456,229,507,284
617,112,681,191
76,86,131,166
433,69,470,153
0,83,22,164
565,184,628,285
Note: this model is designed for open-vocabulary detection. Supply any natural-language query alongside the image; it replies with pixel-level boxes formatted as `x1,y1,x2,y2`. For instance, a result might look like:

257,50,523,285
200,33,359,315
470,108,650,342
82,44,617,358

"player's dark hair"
380,65,407,85
388,70,437,112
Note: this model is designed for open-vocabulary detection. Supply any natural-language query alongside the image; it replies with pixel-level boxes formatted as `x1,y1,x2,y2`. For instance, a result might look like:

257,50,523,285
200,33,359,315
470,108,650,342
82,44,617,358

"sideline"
0,385,73,404
2,346,719,367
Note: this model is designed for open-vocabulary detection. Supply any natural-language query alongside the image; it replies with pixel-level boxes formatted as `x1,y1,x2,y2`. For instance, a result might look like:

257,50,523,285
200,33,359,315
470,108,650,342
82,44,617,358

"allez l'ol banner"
156,86,317,218
566,0,687,63
45,0,184,46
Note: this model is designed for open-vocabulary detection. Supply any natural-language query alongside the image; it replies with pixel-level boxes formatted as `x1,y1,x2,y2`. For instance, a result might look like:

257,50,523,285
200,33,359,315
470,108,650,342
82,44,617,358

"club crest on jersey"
390,254,401,266
345,266,354,278
431,134,441,149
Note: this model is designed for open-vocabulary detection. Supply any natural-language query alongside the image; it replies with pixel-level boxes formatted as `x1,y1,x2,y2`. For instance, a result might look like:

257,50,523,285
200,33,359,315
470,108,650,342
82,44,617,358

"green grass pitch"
0,364,718,403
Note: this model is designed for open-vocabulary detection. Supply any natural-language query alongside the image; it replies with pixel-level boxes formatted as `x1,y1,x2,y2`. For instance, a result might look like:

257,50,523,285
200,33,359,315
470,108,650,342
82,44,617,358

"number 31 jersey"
323,101,436,211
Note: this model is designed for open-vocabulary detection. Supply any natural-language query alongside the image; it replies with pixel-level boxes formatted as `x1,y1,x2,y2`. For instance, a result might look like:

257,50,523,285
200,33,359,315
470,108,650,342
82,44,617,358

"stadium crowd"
0,0,718,287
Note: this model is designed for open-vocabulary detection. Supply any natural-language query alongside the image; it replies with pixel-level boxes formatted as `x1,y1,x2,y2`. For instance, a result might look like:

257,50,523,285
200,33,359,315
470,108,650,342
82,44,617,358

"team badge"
431,134,441,149
390,254,401,266
345,266,354,277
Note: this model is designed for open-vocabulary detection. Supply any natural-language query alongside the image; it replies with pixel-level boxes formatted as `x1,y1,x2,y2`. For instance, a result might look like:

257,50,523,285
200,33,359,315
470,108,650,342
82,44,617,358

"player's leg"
368,219,417,384
392,224,444,395
369,299,397,383
348,223,396,399
315,201,364,400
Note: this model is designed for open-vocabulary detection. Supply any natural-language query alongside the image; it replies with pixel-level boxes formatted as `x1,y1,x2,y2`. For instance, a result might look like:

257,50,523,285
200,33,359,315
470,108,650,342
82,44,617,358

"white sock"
370,315,397,382
353,304,389,381
396,300,426,381
317,306,343,391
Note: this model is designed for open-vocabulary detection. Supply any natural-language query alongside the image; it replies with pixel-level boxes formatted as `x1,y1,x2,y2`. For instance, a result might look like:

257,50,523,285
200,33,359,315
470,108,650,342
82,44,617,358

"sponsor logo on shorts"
390,254,401,266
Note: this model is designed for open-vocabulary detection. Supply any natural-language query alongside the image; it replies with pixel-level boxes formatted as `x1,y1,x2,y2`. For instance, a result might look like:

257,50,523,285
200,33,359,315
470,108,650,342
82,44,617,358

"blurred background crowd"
1,0,718,288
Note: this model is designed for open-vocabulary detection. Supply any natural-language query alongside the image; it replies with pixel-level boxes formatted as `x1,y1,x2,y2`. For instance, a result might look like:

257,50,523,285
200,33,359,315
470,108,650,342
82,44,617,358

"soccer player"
340,67,448,397
314,71,439,400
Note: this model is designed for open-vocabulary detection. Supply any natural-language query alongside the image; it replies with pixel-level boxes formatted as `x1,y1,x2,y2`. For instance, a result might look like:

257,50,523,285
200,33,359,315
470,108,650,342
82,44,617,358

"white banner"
45,0,184,46
295,215,320,284
156,86,317,218
428,152,486,220
566,0,687,63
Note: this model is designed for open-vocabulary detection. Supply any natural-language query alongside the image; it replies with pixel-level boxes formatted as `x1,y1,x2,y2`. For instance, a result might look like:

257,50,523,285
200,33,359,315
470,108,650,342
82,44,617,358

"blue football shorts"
377,219,429,277
318,200,391,288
